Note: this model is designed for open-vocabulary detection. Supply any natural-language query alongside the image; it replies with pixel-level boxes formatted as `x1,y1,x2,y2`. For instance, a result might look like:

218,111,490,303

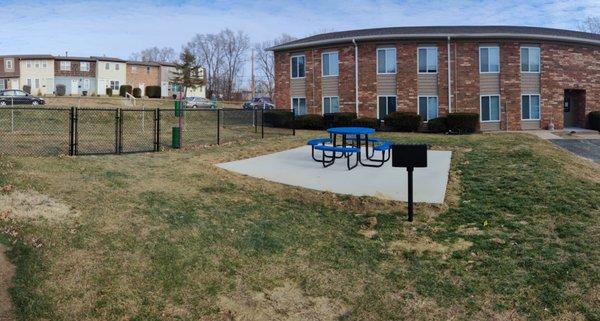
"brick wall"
273,39,600,129
55,60,96,77
500,41,522,130
0,57,19,78
126,65,160,88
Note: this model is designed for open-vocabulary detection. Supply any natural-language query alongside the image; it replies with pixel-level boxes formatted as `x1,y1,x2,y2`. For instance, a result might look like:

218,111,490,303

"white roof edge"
268,33,600,51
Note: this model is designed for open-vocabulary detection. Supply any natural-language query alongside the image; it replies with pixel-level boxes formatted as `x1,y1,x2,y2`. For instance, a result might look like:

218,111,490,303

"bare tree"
129,46,176,62
578,16,600,34
254,34,296,98
221,29,250,100
187,33,225,99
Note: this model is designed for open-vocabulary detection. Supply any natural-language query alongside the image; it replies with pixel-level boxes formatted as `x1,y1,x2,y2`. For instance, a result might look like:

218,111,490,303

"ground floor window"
292,97,307,115
418,96,438,121
110,80,120,91
481,95,500,122
522,94,540,120
34,79,40,89
323,96,339,114
378,96,397,119
0,79,5,90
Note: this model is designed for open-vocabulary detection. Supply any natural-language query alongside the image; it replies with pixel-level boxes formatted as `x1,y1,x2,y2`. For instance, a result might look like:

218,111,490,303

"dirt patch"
0,190,77,222
389,237,473,255
217,282,350,321
0,244,15,321
456,225,484,236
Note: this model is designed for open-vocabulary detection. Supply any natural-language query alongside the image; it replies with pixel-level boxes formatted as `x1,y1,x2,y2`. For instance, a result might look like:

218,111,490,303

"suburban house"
18,55,55,95
0,56,20,91
159,62,206,98
269,26,600,130
54,56,97,95
126,61,161,96
93,56,127,96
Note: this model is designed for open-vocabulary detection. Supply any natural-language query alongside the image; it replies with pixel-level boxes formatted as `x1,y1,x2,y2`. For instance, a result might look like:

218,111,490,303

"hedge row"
589,111,600,131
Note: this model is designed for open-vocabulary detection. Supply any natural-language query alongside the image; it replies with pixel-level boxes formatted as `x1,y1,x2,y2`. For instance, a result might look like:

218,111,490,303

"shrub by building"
119,85,133,97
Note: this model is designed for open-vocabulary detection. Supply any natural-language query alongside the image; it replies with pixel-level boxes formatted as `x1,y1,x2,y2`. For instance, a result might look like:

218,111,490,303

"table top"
327,127,376,135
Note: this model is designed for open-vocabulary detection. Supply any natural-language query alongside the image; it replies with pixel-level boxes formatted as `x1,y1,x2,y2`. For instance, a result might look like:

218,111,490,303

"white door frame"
71,79,79,95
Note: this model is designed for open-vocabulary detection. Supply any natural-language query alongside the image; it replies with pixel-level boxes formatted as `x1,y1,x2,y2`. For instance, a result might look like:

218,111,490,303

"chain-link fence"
0,107,294,156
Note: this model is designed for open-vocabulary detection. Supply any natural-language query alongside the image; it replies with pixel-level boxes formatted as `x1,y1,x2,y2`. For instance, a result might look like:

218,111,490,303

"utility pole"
251,49,256,98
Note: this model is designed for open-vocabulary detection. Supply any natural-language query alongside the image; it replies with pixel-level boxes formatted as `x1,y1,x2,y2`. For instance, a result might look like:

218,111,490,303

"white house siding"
55,76,97,96
19,59,55,95
96,61,126,95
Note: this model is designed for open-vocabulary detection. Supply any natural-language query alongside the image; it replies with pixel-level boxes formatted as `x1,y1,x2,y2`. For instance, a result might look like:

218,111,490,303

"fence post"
261,108,264,139
74,107,79,155
154,108,160,151
115,108,122,154
254,108,257,133
217,109,220,145
292,111,296,136
69,107,75,156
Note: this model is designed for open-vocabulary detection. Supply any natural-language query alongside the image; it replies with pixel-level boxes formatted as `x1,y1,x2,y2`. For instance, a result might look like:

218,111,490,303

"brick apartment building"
269,26,600,130
126,61,161,95
54,56,97,95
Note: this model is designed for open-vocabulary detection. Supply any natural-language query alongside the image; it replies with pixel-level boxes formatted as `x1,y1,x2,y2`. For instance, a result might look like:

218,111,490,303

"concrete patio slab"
216,146,452,203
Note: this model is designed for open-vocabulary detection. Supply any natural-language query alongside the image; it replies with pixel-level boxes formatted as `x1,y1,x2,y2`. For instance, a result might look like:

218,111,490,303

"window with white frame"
105,63,110,70
80,62,90,72
418,96,439,121
110,80,120,90
521,47,540,72
34,79,40,89
26,61,32,68
34,61,40,68
5,59,13,70
26,78,32,86
480,47,500,73
322,52,339,76
291,55,305,78
481,95,500,122
378,96,397,119
323,96,340,114
418,47,438,73
115,63,120,70
83,79,90,90
377,48,396,74
60,61,71,71
292,97,307,115
522,94,540,120
42,61,47,68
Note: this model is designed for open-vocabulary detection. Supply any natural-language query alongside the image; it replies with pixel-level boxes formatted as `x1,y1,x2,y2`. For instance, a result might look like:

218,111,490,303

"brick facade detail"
54,60,96,77
126,64,161,88
274,39,600,130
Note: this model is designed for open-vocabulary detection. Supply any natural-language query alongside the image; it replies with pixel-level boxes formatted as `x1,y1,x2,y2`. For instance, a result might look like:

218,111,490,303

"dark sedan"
242,97,274,110
0,90,45,106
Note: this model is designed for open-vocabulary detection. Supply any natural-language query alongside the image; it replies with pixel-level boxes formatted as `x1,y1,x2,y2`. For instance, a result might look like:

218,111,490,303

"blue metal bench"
314,145,360,170
307,138,332,162
360,141,392,167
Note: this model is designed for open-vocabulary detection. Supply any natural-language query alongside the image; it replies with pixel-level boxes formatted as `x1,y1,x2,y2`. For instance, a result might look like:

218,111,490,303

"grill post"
254,108,258,133
217,109,220,145
261,108,264,139
292,111,296,136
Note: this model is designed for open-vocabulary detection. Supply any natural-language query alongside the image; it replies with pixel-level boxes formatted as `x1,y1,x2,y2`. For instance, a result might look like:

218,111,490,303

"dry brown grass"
0,244,15,321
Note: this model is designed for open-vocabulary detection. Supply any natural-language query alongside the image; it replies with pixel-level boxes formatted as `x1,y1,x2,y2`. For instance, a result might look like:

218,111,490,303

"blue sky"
0,0,598,59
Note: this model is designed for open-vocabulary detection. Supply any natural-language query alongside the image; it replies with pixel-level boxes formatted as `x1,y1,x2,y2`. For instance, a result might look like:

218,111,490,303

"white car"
186,97,212,108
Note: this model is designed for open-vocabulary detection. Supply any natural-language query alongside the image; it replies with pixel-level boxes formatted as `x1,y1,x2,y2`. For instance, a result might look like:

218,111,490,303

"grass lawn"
0,131,598,320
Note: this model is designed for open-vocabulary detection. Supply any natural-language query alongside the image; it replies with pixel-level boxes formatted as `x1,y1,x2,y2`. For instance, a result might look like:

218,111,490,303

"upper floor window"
521,47,540,72
291,55,305,78
105,63,110,70
60,61,71,71
26,61,32,68
377,48,396,74
418,47,437,73
146,66,151,74
34,61,40,68
480,47,500,73
115,63,120,70
42,61,47,68
5,59,13,70
80,62,90,72
322,52,339,76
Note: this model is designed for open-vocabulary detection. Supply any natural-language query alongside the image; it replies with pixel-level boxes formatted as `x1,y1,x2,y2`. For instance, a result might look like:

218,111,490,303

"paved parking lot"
550,139,600,164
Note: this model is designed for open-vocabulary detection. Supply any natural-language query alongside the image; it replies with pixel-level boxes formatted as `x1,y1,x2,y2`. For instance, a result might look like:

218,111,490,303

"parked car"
242,97,274,110
0,90,45,106
186,96,212,108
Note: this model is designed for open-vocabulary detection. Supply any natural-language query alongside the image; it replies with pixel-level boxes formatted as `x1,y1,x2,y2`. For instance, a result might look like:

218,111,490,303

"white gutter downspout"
447,36,452,114
352,38,359,115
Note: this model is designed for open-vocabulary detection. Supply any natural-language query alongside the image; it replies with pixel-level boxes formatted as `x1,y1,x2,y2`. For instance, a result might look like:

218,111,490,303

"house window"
418,96,439,121
5,59,13,70
110,80,120,90
115,64,120,70
83,79,90,90
322,52,339,76
522,94,540,120
132,66,138,73
34,79,40,89
480,47,500,73
80,62,90,72
42,61,47,68
377,48,396,74
323,96,339,114
521,47,540,72
26,61,32,68
291,55,305,78
26,78,32,87
292,97,307,115
146,66,151,74
105,63,110,70
418,47,437,73
378,96,397,119
60,61,71,71
34,61,40,68
481,95,501,122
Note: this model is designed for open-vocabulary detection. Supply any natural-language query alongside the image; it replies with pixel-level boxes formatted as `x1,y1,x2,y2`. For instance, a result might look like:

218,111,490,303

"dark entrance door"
563,89,586,128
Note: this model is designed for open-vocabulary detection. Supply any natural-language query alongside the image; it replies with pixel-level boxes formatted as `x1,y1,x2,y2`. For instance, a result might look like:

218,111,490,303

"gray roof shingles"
269,26,600,51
